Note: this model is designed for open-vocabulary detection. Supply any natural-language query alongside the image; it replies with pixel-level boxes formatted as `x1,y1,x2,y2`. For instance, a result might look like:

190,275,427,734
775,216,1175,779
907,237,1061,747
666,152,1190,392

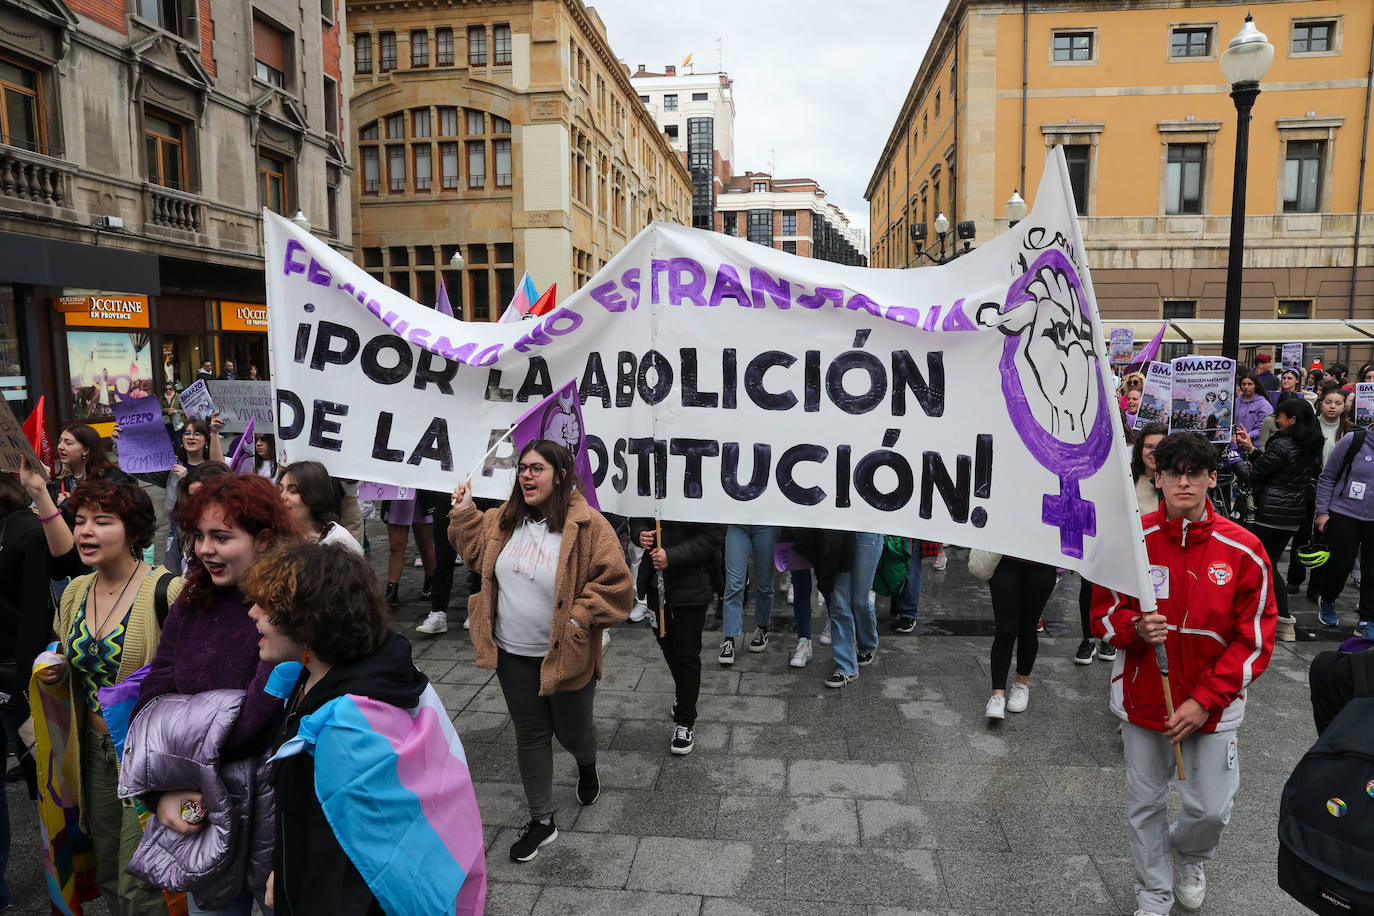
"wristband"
36,508,62,522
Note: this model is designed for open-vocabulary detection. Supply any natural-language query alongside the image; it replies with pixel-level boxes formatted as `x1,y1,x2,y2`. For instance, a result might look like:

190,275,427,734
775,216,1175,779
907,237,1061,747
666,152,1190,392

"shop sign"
59,294,151,328
220,300,269,332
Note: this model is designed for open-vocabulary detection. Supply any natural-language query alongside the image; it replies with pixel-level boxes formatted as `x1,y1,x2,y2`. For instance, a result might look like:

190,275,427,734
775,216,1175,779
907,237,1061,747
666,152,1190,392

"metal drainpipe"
1350,21,1373,320
1020,0,1028,197
953,24,960,231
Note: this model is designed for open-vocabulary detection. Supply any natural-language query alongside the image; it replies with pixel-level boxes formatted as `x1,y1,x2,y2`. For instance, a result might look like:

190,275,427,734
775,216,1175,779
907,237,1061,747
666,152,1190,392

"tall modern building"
346,0,693,320
719,172,866,265
865,0,1373,364
0,0,350,432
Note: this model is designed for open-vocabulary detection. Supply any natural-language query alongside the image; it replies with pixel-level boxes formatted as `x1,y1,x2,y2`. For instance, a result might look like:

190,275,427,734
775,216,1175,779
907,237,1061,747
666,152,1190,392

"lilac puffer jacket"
117,689,274,909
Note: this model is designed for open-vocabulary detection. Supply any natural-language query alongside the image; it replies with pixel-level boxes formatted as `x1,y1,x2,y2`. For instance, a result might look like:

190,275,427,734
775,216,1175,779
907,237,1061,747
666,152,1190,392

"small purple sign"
113,397,176,473
358,481,411,501
773,542,812,572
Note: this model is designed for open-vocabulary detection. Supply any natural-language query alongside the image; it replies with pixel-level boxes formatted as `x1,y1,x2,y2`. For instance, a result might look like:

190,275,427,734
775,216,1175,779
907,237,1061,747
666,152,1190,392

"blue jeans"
891,545,923,621
791,569,813,639
829,532,882,675
723,525,778,639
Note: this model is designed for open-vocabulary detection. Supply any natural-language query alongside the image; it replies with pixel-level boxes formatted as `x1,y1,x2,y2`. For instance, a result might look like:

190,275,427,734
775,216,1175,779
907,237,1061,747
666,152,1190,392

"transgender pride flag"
272,683,487,915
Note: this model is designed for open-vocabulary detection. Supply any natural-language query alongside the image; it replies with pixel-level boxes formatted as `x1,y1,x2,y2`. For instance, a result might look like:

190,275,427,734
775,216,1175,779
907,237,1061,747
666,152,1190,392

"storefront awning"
0,231,160,295
1102,319,1374,346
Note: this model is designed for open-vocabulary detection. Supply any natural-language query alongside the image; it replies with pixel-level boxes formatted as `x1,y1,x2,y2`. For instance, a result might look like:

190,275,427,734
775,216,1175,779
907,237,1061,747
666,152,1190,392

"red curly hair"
67,480,157,550
175,473,297,612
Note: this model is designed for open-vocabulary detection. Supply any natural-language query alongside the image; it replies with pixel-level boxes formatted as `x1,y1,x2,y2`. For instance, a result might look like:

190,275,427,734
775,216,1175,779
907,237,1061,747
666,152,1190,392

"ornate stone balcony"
0,143,74,208
145,182,205,233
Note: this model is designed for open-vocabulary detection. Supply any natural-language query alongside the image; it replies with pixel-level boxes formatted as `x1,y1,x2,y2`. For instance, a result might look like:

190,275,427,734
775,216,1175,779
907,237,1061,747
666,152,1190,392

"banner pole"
464,426,514,483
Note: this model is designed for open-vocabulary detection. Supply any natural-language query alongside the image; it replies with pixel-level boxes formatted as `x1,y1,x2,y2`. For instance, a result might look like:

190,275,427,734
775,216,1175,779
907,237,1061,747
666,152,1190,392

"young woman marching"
277,460,361,552
449,440,632,862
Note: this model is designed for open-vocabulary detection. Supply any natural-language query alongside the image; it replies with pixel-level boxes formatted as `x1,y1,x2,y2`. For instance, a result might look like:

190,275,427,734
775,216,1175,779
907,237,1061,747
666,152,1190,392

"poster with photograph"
1108,328,1135,367
1355,383,1374,431
1135,362,1172,429
1282,342,1304,374
66,331,154,420
1169,356,1236,443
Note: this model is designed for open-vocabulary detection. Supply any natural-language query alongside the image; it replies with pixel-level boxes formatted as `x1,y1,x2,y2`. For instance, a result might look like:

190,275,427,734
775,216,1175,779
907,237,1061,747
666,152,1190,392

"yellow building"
345,0,692,320
867,0,1374,363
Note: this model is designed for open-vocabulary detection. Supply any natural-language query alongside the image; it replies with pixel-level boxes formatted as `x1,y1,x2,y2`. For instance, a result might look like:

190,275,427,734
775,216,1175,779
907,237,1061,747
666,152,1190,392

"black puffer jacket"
1249,434,1321,530
630,520,724,610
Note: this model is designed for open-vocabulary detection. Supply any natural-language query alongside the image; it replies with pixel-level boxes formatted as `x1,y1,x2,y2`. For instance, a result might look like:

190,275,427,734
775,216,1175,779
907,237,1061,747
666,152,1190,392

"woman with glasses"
448,440,631,863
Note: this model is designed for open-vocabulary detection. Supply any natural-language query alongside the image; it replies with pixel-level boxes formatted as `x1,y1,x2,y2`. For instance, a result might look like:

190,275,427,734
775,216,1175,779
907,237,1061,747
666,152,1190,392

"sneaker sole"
578,788,599,806
511,828,558,862
748,642,768,653
1073,652,1096,666
718,656,734,666
986,709,1006,720
670,743,694,756
416,627,448,635
789,656,810,668
824,676,855,688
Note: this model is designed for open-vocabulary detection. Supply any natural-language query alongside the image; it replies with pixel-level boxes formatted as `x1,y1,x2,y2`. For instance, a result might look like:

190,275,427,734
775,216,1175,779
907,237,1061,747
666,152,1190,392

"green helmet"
1296,543,1330,569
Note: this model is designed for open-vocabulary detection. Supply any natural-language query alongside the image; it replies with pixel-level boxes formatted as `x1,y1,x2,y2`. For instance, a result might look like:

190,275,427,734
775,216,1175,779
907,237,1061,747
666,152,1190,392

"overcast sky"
588,0,948,243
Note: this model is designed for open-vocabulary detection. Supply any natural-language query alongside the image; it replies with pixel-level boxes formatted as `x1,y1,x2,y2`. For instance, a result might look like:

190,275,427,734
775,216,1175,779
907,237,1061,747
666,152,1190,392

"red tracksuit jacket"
1091,503,1277,734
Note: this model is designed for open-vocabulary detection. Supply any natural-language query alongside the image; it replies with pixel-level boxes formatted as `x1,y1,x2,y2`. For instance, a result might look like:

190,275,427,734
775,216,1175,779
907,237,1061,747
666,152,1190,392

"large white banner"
265,151,1155,602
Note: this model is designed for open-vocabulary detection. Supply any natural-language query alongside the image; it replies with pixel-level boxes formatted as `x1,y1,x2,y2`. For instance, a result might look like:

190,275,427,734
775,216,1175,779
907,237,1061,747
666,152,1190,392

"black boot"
386,581,400,610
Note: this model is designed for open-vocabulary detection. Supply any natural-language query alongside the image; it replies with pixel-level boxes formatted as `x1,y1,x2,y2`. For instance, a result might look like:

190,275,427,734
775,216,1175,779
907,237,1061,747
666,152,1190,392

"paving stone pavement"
3,529,1349,914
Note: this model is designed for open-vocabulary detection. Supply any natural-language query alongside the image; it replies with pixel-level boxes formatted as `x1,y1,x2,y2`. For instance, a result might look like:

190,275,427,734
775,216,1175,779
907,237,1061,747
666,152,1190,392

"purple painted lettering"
708,264,750,308
750,268,791,310
283,239,307,276
590,281,628,313
796,287,844,309
668,258,708,307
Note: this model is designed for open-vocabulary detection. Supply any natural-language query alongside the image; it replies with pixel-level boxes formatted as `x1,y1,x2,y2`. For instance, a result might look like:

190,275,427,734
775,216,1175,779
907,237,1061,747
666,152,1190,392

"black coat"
269,631,427,916
0,510,54,707
1249,434,1321,530
630,519,723,610
786,528,855,599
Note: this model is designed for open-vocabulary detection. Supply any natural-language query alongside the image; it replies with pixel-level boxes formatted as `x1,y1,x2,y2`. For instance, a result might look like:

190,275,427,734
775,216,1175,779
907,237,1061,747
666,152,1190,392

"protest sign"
1169,356,1235,442
205,381,273,434
511,379,599,509
112,398,176,473
1108,329,1134,367
178,379,215,421
0,398,43,473
265,150,1157,602
1281,342,1304,375
1135,362,1171,429
358,481,412,501
1355,383,1374,430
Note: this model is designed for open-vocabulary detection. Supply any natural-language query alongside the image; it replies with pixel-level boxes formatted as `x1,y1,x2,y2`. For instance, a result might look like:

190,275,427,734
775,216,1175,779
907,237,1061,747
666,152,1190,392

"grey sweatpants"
1122,722,1240,914
495,648,598,821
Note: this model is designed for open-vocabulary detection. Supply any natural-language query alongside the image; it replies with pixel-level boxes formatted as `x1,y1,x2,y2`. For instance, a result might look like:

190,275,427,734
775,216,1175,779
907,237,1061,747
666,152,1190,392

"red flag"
526,284,557,318
21,395,52,469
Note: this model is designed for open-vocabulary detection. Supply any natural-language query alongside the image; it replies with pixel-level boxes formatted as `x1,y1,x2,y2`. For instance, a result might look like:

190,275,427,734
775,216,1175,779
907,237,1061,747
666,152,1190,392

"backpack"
1277,653,1374,914
872,536,912,597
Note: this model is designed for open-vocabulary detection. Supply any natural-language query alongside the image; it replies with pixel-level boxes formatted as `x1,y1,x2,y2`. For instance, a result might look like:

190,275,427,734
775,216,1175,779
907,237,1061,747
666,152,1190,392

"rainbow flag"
271,683,486,915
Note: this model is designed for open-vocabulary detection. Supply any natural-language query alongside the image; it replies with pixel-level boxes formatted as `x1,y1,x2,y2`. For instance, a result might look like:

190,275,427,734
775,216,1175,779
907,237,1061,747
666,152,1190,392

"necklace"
92,561,142,636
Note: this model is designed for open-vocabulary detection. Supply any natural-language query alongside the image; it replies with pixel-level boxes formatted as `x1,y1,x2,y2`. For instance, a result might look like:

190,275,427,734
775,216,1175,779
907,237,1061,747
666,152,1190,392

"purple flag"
1136,322,1167,365
228,414,256,474
511,379,598,509
436,278,454,317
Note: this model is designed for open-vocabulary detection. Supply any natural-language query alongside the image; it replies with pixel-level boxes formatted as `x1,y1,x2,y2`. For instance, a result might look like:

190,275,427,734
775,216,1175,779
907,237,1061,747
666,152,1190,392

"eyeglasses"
1158,469,1210,485
517,462,549,477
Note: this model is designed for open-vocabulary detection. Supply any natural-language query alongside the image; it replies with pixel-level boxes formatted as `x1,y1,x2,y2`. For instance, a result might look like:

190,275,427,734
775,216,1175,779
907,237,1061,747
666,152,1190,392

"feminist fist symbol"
541,388,582,452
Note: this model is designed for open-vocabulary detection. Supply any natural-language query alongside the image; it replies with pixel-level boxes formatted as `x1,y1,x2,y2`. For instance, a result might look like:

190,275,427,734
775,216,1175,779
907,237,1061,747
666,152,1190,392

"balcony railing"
1,143,73,207
145,182,204,232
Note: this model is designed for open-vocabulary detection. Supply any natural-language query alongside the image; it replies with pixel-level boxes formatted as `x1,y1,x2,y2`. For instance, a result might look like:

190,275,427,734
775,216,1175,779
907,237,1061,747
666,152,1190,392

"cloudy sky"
588,0,949,243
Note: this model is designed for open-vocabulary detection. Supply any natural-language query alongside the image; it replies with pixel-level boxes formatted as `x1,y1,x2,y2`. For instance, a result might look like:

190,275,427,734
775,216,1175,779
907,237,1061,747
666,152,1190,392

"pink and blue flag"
271,683,487,915
511,378,599,509
499,272,539,323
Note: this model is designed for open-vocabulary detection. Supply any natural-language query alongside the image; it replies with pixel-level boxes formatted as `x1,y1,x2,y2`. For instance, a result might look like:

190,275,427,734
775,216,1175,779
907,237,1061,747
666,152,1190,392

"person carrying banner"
448,440,632,862
632,518,723,755
984,555,1059,719
1092,432,1277,916
719,524,779,665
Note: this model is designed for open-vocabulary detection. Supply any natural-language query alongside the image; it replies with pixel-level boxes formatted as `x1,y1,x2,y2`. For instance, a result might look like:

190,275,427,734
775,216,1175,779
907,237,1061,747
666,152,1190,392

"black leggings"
1252,524,1295,619
1320,513,1374,617
989,557,1058,690
655,603,707,728
1078,576,1094,640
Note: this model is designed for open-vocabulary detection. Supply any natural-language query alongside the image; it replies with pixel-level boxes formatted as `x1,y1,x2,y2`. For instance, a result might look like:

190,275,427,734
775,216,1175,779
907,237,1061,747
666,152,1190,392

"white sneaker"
785,580,794,605
416,611,448,635
1173,857,1206,910
463,614,471,630
789,638,813,668
629,600,649,623
414,555,424,567
985,693,1006,720
932,549,948,571
1006,683,1030,713
1133,910,1169,916
601,629,612,650
818,617,833,646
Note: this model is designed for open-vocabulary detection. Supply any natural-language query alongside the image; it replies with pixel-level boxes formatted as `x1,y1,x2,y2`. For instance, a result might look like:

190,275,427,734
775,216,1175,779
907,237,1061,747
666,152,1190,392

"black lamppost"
1219,14,1274,361
910,212,976,265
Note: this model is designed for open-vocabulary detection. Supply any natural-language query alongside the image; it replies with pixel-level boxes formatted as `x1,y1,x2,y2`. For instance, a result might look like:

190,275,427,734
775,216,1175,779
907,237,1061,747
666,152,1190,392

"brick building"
719,172,866,265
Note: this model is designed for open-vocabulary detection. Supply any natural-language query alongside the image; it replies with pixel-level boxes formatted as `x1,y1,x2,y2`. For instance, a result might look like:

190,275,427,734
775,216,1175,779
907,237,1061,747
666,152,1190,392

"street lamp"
910,211,976,265
290,210,311,232
1218,14,1274,361
449,249,466,271
1005,190,1028,227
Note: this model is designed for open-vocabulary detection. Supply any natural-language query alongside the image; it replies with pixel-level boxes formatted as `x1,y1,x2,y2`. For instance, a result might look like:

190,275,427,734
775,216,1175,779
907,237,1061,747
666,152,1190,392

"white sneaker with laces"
415,611,448,635
629,600,649,623
463,615,471,630
932,549,948,571
790,637,813,668
1173,857,1206,910
1006,683,1030,713
985,693,1006,720
601,629,612,650
818,617,833,646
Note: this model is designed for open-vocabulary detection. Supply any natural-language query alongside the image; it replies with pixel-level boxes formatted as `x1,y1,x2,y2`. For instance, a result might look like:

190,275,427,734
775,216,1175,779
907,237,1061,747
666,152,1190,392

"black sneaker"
1073,639,1097,665
420,575,433,601
857,650,876,666
892,617,917,634
385,582,400,611
1097,641,1117,662
577,763,599,805
509,818,558,862
824,671,857,688
670,724,694,756
718,638,735,665
748,626,769,652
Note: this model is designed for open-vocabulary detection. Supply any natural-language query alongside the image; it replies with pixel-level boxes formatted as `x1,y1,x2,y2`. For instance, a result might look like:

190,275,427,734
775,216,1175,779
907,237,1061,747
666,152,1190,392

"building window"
1052,30,1095,62
436,28,454,66
468,27,486,66
413,145,431,191
134,0,193,36
782,240,797,255
664,124,677,140
494,138,511,187
319,0,332,23
1284,140,1324,213
691,92,708,101
493,115,510,134
361,146,380,192
379,32,397,72
439,107,457,136
322,75,338,136
144,110,186,190
782,210,797,235
663,93,678,111
360,121,378,141
0,56,42,153
1278,299,1312,319
387,145,404,191
467,140,485,187
385,113,403,138
1291,20,1336,55
933,90,941,118
252,17,288,88
257,151,288,214
722,212,737,236
412,108,430,137
1064,145,1090,215
1170,26,1213,59
494,24,512,65
440,142,459,189
1162,300,1195,319
466,109,484,135
411,30,429,67
747,209,772,245
752,181,767,192
354,34,372,73
1165,143,1204,214
921,111,927,140
638,94,649,103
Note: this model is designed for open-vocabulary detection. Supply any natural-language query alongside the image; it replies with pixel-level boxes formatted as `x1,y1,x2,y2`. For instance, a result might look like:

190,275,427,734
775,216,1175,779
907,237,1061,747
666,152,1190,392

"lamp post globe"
1005,190,1028,226
449,250,466,271
290,210,311,232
